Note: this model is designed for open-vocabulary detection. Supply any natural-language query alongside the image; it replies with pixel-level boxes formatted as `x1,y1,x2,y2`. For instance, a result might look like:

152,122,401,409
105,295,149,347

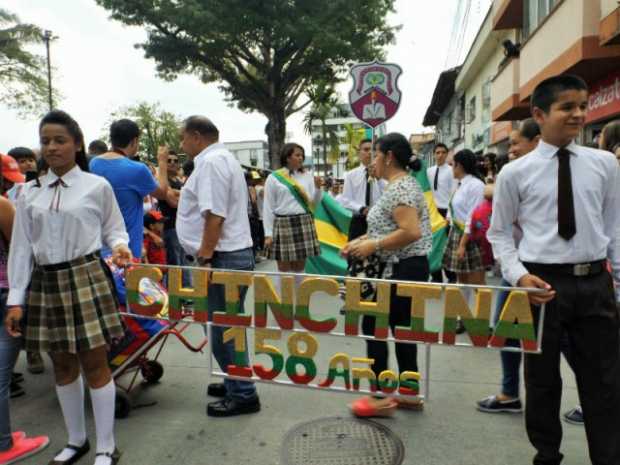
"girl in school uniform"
4,110,131,465
263,143,323,281
442,149,486,319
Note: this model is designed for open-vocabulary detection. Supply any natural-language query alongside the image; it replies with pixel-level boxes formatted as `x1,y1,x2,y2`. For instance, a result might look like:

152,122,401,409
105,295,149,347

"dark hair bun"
407,156,422,172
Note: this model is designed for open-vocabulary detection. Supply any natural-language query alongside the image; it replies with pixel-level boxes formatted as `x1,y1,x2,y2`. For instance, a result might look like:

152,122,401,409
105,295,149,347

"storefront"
584,69,620,145
488,121,515,156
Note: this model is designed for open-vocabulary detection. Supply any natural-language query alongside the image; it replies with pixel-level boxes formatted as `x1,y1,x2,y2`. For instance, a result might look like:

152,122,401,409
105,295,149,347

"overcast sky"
1,0,491,153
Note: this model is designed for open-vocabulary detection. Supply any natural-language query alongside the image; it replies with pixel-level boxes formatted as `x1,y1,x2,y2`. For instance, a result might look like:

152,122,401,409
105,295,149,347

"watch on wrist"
197,256,213,267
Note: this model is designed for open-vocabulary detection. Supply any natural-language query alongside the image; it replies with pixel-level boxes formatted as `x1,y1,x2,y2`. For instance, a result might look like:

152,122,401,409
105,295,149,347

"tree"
105,101,182,163
343,123,366,170
303,82,341,176
0,8,58,116
95,0,397,168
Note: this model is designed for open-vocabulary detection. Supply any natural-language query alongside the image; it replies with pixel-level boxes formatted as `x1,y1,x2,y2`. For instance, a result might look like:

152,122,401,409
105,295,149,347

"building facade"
455,7,516,156
491,0,620,143
307,103,387,178
224,140,269,170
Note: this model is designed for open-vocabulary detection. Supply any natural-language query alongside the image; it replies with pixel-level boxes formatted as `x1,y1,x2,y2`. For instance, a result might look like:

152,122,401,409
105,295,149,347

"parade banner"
123,264,544,399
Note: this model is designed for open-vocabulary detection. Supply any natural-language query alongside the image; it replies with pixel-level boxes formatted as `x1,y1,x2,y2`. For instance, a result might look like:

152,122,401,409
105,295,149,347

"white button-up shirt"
339,164,385,213
262,170,322,237
488,140,620,300
7,166,129,306
448,174,485,234
176,143,253,255
427,163,456,210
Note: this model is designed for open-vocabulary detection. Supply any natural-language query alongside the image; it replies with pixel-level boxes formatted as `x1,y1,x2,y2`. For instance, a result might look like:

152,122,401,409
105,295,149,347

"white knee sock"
90,380,116,460
54,376,87,461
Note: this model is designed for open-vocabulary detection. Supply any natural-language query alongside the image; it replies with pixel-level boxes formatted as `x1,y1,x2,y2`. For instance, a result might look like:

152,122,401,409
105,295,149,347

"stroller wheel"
115,390,131,419
141,360,164,384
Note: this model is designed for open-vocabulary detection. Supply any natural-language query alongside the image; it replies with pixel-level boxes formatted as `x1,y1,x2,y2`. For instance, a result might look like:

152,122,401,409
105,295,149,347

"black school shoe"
563,406,584,425
10,380,25,399
95,448,122,465
207,383,227,398
48,440,90,465
207,397,261,417
476,395,523,413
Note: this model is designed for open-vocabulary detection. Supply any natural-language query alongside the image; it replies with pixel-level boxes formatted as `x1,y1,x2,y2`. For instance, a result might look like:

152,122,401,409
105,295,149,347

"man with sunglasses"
158,150,190,277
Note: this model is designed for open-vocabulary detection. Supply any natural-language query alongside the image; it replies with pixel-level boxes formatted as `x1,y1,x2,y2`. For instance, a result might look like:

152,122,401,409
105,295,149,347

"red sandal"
349,396,398,418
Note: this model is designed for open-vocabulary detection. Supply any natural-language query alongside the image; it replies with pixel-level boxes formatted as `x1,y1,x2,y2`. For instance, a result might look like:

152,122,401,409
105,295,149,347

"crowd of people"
0,73,618,465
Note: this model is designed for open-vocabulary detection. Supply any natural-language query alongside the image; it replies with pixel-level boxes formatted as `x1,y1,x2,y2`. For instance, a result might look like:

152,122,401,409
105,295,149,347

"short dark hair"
358,138,372,147
279,143,305,170
519,118,541,141
453,149,481,179
375,133,421,172
183,116,219,140
39,110,89,172
7,146,36,161
434,143,449,152
601,120,620,153
110,119,140,149
88,139,108,155
530,74,588,114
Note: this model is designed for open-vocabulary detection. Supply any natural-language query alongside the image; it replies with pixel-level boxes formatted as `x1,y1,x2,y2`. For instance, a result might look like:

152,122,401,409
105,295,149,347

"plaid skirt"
25,253,124,354
442,226,484,273
269,213,320,262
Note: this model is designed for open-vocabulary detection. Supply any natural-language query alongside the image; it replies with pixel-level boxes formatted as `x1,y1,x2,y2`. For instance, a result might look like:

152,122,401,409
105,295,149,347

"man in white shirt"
488,75,620,465
340,138,385,239
427,143,457,283
176,116,260,417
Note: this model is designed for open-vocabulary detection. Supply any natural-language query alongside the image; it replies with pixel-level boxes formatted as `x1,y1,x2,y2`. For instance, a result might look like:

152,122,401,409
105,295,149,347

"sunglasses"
168,158,179,163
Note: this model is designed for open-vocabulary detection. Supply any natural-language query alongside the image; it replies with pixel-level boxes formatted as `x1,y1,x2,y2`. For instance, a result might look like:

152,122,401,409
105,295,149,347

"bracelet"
374,239,382,252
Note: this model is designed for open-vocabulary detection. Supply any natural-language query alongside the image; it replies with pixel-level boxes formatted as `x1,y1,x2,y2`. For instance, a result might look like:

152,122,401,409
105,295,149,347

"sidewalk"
12,261,589,465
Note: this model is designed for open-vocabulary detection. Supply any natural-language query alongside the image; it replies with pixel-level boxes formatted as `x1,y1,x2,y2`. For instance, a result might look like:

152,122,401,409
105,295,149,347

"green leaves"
104,101,182,162
0,8,59,117
95,0,397,166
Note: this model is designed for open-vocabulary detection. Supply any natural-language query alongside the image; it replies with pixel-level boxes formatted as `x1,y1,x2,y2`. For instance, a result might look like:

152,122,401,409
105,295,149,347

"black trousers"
523,264,620,465
430,208,456,284
362,256,429,377
348,213,368,241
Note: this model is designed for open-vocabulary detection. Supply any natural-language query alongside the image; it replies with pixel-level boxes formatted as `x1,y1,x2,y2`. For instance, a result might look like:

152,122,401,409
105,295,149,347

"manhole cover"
281,416,404,465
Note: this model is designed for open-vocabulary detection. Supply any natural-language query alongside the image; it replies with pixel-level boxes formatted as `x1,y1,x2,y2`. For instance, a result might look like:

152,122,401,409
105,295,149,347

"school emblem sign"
349,60,403,128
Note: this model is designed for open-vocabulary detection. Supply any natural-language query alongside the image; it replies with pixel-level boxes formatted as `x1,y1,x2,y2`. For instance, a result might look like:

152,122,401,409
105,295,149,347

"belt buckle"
573,263,591,277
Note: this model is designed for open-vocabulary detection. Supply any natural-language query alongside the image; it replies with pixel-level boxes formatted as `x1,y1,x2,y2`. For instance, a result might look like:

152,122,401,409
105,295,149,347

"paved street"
13,261,588,465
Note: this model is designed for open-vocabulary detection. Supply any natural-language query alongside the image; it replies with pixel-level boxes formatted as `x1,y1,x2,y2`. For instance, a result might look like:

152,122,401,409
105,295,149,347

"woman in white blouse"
263,144,322,278
4,111,131,465
442,149,486,287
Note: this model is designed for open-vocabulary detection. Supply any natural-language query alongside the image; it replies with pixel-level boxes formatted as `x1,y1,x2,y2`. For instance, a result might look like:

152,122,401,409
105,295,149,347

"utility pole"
42,30,53,111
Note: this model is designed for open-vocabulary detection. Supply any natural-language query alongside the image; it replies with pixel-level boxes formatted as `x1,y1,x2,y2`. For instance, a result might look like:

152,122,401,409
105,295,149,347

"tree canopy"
105,101,182,163
95,0,398,167
0,8,57,116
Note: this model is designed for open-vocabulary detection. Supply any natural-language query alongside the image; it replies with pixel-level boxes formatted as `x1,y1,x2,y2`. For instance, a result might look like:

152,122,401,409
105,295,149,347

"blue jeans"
0,290,22,451
205,248,257,402
163,228,191,288
494,280,522,398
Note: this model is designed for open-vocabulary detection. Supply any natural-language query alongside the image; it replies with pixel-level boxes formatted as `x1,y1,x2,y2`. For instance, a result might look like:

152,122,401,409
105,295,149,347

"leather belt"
524,260,606,277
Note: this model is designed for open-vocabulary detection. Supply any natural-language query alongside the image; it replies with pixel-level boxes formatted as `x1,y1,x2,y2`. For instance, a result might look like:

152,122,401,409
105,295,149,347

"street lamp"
42,30,54,111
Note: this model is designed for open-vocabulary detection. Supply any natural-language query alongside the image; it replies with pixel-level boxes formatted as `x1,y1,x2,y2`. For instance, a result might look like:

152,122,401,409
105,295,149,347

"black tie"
364,168,371,207
433,166,440,190
557,148,576,240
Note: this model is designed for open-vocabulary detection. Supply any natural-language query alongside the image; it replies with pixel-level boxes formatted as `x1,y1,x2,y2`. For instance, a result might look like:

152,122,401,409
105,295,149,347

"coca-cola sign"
585,71,620,124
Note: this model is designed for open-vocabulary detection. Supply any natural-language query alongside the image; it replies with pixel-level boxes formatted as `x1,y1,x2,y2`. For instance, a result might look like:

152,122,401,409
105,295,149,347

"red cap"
0,154,25,184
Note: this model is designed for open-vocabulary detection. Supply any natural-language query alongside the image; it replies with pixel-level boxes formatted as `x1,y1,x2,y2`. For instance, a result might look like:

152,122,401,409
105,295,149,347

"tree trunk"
265,108,286,170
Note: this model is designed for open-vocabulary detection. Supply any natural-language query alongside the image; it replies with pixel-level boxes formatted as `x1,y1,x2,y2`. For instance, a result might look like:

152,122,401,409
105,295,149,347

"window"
523,0,559,39
482,80,491,124
467,96,477,123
